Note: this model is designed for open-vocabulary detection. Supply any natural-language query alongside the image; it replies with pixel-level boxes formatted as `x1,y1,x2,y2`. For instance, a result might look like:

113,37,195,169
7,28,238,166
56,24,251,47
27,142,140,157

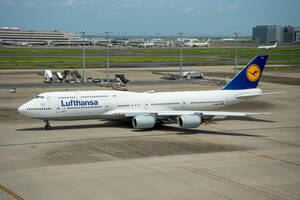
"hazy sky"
1,0,299,36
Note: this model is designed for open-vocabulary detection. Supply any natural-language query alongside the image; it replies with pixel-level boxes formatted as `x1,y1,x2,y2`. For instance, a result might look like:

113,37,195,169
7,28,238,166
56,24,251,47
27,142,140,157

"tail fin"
222,55,268,90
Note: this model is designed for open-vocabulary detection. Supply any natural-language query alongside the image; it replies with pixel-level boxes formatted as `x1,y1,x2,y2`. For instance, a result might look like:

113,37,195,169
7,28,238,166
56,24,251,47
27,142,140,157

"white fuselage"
18,88,261,121
185,42,208,47
258,42,277,50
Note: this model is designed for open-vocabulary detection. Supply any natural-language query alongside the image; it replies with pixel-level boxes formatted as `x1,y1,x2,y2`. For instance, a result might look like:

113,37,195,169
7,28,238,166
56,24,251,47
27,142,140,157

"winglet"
222,55,268,90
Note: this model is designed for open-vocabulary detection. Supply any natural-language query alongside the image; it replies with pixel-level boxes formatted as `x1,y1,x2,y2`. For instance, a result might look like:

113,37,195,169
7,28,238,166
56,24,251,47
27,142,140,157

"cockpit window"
35,95,44,99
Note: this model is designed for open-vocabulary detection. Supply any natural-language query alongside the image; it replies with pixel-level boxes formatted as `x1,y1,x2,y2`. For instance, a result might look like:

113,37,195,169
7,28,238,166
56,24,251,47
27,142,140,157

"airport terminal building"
0,27,173,47
283,26,294,43
294,26,300,43
253,25,300,43
252,25,283,43
0,27,84,46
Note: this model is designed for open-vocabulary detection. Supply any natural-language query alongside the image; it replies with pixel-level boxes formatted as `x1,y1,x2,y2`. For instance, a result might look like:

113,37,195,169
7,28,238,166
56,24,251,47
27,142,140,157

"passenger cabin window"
35,96,44,99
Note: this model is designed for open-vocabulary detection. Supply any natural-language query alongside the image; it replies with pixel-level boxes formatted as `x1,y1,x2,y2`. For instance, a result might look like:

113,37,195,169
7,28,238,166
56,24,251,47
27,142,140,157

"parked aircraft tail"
222,55,268,90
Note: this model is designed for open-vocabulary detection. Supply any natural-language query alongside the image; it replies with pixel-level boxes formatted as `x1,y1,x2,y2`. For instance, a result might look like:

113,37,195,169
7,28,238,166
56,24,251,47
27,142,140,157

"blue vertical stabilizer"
222,55,268,90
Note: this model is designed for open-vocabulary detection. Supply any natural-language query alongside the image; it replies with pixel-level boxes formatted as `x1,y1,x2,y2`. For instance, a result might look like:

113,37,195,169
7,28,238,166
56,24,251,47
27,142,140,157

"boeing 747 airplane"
18,55,269,130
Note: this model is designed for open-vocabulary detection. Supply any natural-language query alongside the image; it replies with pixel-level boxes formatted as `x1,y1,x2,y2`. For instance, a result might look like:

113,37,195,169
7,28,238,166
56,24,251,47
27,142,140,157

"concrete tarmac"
0,68,299,200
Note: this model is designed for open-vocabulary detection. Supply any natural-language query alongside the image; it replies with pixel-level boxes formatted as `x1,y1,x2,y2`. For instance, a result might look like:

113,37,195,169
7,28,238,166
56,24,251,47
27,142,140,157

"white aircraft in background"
19,55,270,130
221,38,235,42
258,42,278,50
185,39,210,47
140,41,154,48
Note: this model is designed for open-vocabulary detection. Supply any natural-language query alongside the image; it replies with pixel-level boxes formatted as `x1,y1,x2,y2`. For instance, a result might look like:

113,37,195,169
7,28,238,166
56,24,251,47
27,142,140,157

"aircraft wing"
104,109,269,118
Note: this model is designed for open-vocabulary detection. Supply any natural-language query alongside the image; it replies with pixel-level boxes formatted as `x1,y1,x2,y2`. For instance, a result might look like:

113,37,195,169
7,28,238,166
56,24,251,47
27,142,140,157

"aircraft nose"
18,104,25,114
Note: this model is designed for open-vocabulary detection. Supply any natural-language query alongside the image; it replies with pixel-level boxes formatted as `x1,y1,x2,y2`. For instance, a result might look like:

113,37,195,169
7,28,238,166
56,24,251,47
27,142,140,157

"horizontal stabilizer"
261,91,286,96
237,91,286,99
236,93,261,99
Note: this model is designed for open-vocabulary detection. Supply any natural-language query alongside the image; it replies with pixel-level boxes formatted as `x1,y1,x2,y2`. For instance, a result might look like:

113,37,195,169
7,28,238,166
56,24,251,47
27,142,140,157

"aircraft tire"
45,125,52,130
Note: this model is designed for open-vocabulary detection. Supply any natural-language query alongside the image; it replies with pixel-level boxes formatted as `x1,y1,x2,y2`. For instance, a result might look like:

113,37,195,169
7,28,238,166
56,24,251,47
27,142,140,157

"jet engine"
132,115,156,129
177,115,201,128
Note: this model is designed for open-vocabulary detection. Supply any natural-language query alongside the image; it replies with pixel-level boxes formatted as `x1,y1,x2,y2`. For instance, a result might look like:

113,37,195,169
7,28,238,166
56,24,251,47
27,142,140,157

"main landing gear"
44,120,51,130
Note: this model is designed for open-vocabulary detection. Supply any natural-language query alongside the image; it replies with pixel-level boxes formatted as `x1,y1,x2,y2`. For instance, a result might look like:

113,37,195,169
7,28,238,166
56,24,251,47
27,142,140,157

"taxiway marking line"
280,160,300,166
208,124,300,148
206,141,219,147
240,150,256,155
164,131,238,151
261,138,300,147
178,135,187,138
222,145,236,150
0,185,24,200
163,130,174,135
242,153,300,166
191,138,203,142
259,155,277,160
233,126,300,132
163,130,188,139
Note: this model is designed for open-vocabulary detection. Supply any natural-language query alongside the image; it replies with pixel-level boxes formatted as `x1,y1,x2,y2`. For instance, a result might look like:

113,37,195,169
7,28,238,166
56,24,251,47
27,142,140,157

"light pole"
105,31,111,81
178,32,184,77
81,31,86,82
233,32,239,76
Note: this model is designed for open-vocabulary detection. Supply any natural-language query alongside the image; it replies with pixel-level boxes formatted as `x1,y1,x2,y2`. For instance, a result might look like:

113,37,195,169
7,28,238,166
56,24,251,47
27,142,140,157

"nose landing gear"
44,120,51,130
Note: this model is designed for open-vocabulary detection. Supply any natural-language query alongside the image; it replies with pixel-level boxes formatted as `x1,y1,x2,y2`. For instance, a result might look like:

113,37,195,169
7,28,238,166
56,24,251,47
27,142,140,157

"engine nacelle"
132,115,156,129
177,115,201,128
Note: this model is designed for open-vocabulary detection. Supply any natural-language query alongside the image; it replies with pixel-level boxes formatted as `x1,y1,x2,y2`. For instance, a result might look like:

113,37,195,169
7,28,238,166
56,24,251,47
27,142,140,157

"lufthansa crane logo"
246,64,261,82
